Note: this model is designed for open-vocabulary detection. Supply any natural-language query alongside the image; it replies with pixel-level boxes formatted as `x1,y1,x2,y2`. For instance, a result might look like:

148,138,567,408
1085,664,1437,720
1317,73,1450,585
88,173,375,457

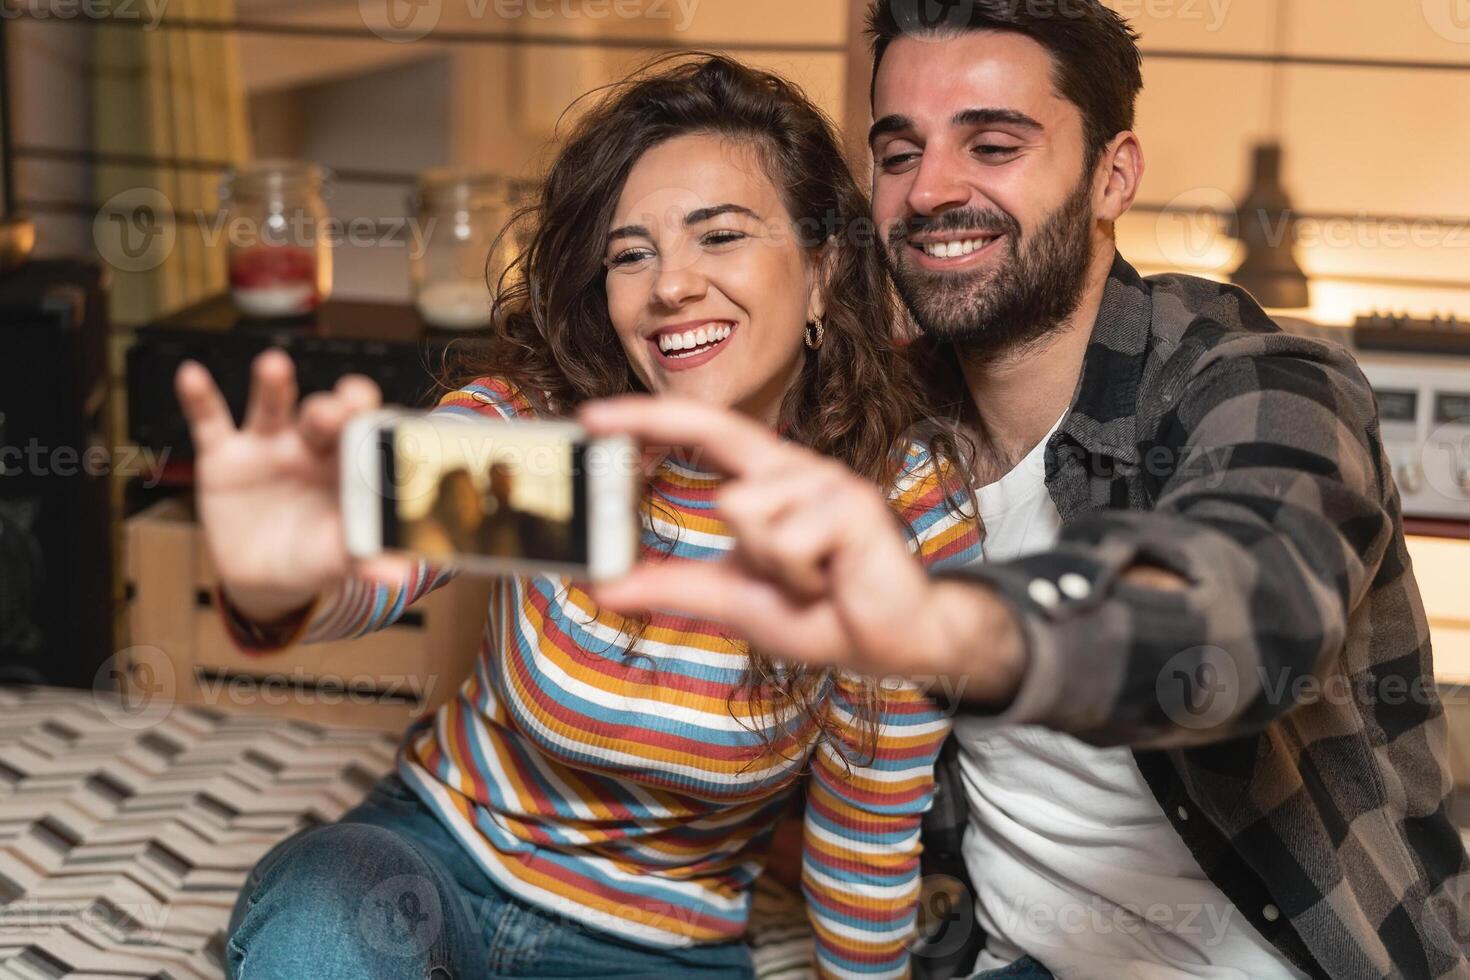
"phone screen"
378,416,589,567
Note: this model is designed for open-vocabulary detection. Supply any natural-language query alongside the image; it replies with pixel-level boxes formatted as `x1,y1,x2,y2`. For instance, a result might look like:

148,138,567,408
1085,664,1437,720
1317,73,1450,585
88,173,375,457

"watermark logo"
887,0,977,37
987,893,1242,946
1422,418,1470,504
1152,185,1470,278
0,898,173,943
358,0,702,39
1112,0,1233,32
0,0,170,30
1424,0,1470,43
883,0,1233,37
606,184,731,278
1153,187,1238,270
90,186,436,276
92,647,176,730
909,873,977,959
94,187,175,273
360,874,444,956
1426,869,1470,957
490,0,700,30
192,669,439,710
0,439,171,488
1157,646,1239,731
360,0,442,41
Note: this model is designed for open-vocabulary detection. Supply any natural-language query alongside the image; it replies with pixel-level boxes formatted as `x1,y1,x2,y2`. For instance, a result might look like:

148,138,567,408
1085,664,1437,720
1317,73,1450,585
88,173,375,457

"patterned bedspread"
0,687,814,979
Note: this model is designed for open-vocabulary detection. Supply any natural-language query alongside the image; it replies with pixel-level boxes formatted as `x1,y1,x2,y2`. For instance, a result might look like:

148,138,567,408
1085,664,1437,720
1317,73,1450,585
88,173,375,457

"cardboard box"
123,497,489,732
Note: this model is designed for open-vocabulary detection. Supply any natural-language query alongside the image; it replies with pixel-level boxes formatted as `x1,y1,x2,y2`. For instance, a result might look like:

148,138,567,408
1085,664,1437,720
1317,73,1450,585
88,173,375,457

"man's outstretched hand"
580,396,1026,707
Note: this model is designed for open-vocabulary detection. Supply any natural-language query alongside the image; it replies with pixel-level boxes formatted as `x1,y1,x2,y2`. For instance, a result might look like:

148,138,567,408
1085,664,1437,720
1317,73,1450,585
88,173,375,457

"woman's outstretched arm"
199,367,535,652
217,559,457,651
801,673,951,979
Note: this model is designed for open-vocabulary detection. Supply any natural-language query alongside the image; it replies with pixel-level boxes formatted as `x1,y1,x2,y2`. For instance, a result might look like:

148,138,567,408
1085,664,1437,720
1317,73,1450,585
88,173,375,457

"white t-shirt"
955,417,1307,980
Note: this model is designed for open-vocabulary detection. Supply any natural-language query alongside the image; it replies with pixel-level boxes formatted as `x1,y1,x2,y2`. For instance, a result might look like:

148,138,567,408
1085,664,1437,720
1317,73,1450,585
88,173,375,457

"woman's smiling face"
603,133,825,425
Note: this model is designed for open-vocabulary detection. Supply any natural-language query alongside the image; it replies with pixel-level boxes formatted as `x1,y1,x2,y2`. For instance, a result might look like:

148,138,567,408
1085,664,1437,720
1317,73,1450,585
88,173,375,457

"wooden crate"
123,497,490,732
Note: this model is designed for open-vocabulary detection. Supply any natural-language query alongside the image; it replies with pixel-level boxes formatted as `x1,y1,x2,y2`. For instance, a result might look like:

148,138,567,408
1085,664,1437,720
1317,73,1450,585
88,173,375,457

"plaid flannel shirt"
919,254,1470,979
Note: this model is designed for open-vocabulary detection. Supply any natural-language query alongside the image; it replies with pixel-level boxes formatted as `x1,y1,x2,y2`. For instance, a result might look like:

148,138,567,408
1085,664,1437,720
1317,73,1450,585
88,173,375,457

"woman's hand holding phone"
174,349,409,625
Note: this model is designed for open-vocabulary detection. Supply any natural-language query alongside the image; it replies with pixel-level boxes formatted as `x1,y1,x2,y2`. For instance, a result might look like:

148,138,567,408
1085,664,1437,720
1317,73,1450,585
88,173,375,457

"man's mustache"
886,208,1021,249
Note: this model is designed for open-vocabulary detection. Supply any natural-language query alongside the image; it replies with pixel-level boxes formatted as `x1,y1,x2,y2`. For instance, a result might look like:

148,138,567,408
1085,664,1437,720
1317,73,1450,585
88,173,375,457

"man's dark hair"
867,0,1144,169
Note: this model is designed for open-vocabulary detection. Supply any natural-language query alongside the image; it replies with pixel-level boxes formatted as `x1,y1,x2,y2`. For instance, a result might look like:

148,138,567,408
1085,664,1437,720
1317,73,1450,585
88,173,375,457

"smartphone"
341,410,640,581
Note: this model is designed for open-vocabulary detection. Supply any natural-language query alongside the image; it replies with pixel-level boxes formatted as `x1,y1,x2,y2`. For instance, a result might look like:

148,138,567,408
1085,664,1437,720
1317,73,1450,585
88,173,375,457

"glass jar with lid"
218,160,334,319
410,171,514,331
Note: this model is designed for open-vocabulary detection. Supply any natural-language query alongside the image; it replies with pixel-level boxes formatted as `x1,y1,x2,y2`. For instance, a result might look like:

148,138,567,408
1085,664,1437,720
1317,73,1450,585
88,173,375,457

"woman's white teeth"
921,237,994,259
658,323,733,356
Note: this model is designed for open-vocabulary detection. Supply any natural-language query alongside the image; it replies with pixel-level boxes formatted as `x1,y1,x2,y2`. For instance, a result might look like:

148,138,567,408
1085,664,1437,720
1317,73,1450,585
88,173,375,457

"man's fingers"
580,396,796,479
594,560,741,619
721,489,833,604
741,502,846,601
175,360,237,453
717,462,843,533
717,464,871,602
243,349,298,433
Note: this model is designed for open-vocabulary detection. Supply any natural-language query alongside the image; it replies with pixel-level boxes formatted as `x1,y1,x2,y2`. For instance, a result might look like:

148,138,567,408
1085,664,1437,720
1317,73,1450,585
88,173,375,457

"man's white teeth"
658,323,733,356
920,237,995,259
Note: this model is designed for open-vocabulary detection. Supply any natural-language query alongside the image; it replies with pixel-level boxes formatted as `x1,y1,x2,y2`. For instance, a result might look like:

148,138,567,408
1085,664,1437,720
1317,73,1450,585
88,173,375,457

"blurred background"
0,4,1466,973
0,0,1467,790
9,0,1470,321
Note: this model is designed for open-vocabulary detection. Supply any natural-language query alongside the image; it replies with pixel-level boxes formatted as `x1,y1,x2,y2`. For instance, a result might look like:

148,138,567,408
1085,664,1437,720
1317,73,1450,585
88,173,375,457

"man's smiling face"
870,30,1099,360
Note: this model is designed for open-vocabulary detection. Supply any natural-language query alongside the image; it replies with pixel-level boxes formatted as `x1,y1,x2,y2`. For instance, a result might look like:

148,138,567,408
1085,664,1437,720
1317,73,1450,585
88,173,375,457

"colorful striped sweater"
229,377,981,978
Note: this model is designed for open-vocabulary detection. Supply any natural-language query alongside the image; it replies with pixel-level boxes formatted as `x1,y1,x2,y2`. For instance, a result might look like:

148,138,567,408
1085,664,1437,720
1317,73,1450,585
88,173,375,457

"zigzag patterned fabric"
0,686,396,978
0,686,816,979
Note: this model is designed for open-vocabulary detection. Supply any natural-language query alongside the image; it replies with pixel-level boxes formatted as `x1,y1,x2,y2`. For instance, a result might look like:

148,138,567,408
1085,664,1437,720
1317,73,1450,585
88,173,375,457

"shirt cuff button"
1027,579,1061,609
1262,904,1280,922
1058,573,1092,600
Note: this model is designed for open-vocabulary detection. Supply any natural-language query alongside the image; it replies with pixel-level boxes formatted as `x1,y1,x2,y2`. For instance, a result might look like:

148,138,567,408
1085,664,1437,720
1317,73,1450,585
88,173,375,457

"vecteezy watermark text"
0,439,170,489
357,0,700,44
886,0,1232,37
92,187,436,274
0,0,169,30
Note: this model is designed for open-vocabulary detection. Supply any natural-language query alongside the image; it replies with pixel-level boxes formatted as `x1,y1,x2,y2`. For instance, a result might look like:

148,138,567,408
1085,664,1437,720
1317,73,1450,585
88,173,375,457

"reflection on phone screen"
379,418,588,566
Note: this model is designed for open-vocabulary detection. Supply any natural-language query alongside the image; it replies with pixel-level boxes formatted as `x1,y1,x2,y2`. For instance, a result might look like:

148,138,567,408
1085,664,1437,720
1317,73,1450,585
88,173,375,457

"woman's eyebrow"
685,203,759,224
607,223,651,243
607,204,758,243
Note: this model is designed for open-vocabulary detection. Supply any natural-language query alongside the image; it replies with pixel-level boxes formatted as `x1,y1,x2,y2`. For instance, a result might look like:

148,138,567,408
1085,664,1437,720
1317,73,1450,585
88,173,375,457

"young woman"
181,56,980,980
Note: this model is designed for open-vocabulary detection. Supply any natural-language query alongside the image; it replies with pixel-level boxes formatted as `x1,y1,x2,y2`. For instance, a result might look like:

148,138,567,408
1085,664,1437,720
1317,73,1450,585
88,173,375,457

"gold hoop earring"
804,315,825,351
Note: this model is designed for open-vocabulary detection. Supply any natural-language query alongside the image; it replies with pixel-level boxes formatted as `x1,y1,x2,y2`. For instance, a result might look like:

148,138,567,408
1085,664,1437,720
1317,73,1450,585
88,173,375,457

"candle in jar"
230,245,320,318
416,280,492,330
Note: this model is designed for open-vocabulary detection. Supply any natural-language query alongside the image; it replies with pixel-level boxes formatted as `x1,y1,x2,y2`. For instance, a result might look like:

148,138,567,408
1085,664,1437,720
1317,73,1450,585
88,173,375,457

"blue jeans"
970,955,1053,979
226,773,755,979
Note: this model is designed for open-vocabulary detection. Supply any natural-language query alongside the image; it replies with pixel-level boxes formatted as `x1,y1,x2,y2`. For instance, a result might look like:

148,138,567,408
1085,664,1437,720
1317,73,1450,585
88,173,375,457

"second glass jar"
410,172,515,331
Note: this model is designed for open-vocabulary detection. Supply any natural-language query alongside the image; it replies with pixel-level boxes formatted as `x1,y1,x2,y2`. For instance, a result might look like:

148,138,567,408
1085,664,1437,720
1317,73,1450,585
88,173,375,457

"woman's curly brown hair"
442,53,974,765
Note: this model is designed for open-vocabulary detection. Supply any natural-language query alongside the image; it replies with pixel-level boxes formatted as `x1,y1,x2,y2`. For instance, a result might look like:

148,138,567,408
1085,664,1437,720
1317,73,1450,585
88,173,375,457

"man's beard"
884,175,1095,363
